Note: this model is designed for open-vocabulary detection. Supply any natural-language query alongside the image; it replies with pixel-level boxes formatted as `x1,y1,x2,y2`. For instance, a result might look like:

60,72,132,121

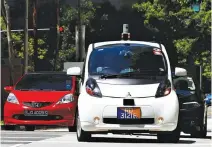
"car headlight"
85,78,102,98
56,94,74,104
7,93,19,104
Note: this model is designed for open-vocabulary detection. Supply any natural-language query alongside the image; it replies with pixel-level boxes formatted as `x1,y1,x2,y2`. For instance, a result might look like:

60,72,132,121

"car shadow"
135,133,211,140
180,135,212,139
89,135,196,144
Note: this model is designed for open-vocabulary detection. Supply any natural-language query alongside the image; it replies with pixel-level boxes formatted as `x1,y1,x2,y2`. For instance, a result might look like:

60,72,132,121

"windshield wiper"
39,89,56,91
17,89,39,91
99,71,165,79
99,72,137,79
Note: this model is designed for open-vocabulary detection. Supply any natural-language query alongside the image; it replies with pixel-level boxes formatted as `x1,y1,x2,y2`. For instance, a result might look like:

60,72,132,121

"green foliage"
53,0,95,70
1,16,47,71
195,51,212,78
17,38,47,60
132,0,211,78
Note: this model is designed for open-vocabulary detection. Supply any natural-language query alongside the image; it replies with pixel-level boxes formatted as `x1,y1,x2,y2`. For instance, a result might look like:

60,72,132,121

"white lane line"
10,144,24,147
1,140,35,143
1,140,77,143
37,129,68,132
2,140,212,146
1,137,49,139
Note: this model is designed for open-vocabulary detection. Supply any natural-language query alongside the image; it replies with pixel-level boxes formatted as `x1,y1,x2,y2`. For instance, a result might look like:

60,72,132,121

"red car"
4,72,79,131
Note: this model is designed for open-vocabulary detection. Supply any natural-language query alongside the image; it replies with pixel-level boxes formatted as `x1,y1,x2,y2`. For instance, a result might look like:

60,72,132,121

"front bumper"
4,102,77,126
78,91,179,132
81,122,177,132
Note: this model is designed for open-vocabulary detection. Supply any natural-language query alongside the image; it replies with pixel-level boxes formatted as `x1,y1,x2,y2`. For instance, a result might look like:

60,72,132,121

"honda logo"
32,102,41,108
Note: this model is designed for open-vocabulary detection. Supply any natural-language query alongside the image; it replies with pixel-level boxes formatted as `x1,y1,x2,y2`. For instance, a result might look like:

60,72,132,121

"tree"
52,0,96,70
132,0,211,78
1,16,47,72
3,0,15,85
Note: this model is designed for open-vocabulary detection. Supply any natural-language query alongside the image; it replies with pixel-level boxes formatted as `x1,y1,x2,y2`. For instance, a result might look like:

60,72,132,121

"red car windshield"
14,73,72,91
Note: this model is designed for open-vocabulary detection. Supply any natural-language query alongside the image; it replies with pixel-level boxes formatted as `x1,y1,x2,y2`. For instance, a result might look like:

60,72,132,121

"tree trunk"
4,0,15,85
33,0,38,71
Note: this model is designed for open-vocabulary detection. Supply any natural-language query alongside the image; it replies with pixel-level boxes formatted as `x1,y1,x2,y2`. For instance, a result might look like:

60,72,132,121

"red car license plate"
24,110,48,116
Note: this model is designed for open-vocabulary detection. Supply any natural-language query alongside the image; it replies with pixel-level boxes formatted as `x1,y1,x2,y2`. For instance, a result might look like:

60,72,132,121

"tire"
25,125,35,131
191,112,207,138
4,125,16,130
157,121,181,143
68,126,76,132
76,110,91,142
68,111,77,132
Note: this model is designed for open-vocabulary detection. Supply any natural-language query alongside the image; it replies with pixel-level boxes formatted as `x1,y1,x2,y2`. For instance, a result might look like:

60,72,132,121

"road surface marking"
1,137,50,138
10,144,24,147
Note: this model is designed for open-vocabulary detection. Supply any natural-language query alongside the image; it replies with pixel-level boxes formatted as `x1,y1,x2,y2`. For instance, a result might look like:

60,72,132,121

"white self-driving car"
67,41,187,143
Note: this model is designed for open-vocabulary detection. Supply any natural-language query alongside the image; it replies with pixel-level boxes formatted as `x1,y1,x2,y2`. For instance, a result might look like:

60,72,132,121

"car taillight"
86,78,102,98
155,79,171,98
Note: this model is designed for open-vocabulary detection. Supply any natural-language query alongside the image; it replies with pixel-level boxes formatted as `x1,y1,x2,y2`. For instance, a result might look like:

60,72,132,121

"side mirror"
175,67,187,77
4,86,13,93
67,67,81,76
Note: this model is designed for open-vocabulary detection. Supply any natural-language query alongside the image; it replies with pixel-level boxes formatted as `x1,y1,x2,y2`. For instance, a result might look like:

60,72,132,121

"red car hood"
12,90,71,103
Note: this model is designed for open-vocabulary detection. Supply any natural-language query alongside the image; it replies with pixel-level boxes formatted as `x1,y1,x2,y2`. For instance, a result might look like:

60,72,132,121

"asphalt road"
1,119,212,147
1,107,211,147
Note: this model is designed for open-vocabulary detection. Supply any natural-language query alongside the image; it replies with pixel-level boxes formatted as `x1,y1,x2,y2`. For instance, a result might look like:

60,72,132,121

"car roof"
93,41,162,49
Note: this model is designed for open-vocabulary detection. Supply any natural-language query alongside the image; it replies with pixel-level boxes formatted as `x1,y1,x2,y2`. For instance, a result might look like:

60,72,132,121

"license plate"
117,107,141,119
24,110,48,116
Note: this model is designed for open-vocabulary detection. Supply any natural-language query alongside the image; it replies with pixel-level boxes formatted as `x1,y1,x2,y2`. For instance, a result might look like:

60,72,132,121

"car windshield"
14,73,72,91
88,43,167,77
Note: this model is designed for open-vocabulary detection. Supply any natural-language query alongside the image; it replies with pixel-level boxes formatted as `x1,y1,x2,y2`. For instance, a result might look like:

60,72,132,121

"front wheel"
4,125,16,130
76,110,91,142
25,125,35,131
157,122,181,143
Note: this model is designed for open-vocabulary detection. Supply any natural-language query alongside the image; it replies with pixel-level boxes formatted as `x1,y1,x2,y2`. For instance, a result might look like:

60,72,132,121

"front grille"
103,118,154,124
13,114,63,120
23,102,52,108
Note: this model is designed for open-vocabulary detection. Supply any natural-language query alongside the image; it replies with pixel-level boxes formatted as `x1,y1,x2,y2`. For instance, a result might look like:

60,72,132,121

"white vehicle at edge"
67,40,187,143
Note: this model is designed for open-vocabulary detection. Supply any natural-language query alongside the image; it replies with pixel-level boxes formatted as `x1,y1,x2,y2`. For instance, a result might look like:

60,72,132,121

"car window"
15,74,73,91
88,44,167,76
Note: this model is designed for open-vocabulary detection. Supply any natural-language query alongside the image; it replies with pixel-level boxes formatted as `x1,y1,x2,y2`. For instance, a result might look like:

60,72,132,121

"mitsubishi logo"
32,102,41,108
126,92,132,98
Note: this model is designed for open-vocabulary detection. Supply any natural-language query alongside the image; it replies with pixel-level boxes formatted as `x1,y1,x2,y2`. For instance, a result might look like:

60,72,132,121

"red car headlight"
56,94,74,104
7,93,19,104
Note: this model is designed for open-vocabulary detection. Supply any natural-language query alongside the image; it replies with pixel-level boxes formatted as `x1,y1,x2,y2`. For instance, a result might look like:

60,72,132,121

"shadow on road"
90,137,196,144
135,133,211,140
180,135,212,139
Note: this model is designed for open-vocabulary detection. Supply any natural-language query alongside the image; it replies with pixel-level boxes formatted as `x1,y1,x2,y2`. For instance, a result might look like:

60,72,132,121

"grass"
1,121,4,126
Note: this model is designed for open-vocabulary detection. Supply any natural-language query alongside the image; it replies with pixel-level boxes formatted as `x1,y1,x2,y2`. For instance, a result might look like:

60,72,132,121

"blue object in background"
192,3,200,12
176,90,193,97
66,84,71,90
205,94,211,106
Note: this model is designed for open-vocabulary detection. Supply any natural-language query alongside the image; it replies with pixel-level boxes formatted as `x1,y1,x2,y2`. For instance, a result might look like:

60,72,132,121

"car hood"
97,82,160,98
11,90,70,103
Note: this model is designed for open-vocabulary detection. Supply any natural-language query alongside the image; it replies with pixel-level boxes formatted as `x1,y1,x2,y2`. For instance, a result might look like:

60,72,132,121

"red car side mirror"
4,86,13,93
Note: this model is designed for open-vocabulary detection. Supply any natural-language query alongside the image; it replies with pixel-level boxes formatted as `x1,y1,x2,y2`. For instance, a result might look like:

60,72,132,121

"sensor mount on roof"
121,24,130,41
